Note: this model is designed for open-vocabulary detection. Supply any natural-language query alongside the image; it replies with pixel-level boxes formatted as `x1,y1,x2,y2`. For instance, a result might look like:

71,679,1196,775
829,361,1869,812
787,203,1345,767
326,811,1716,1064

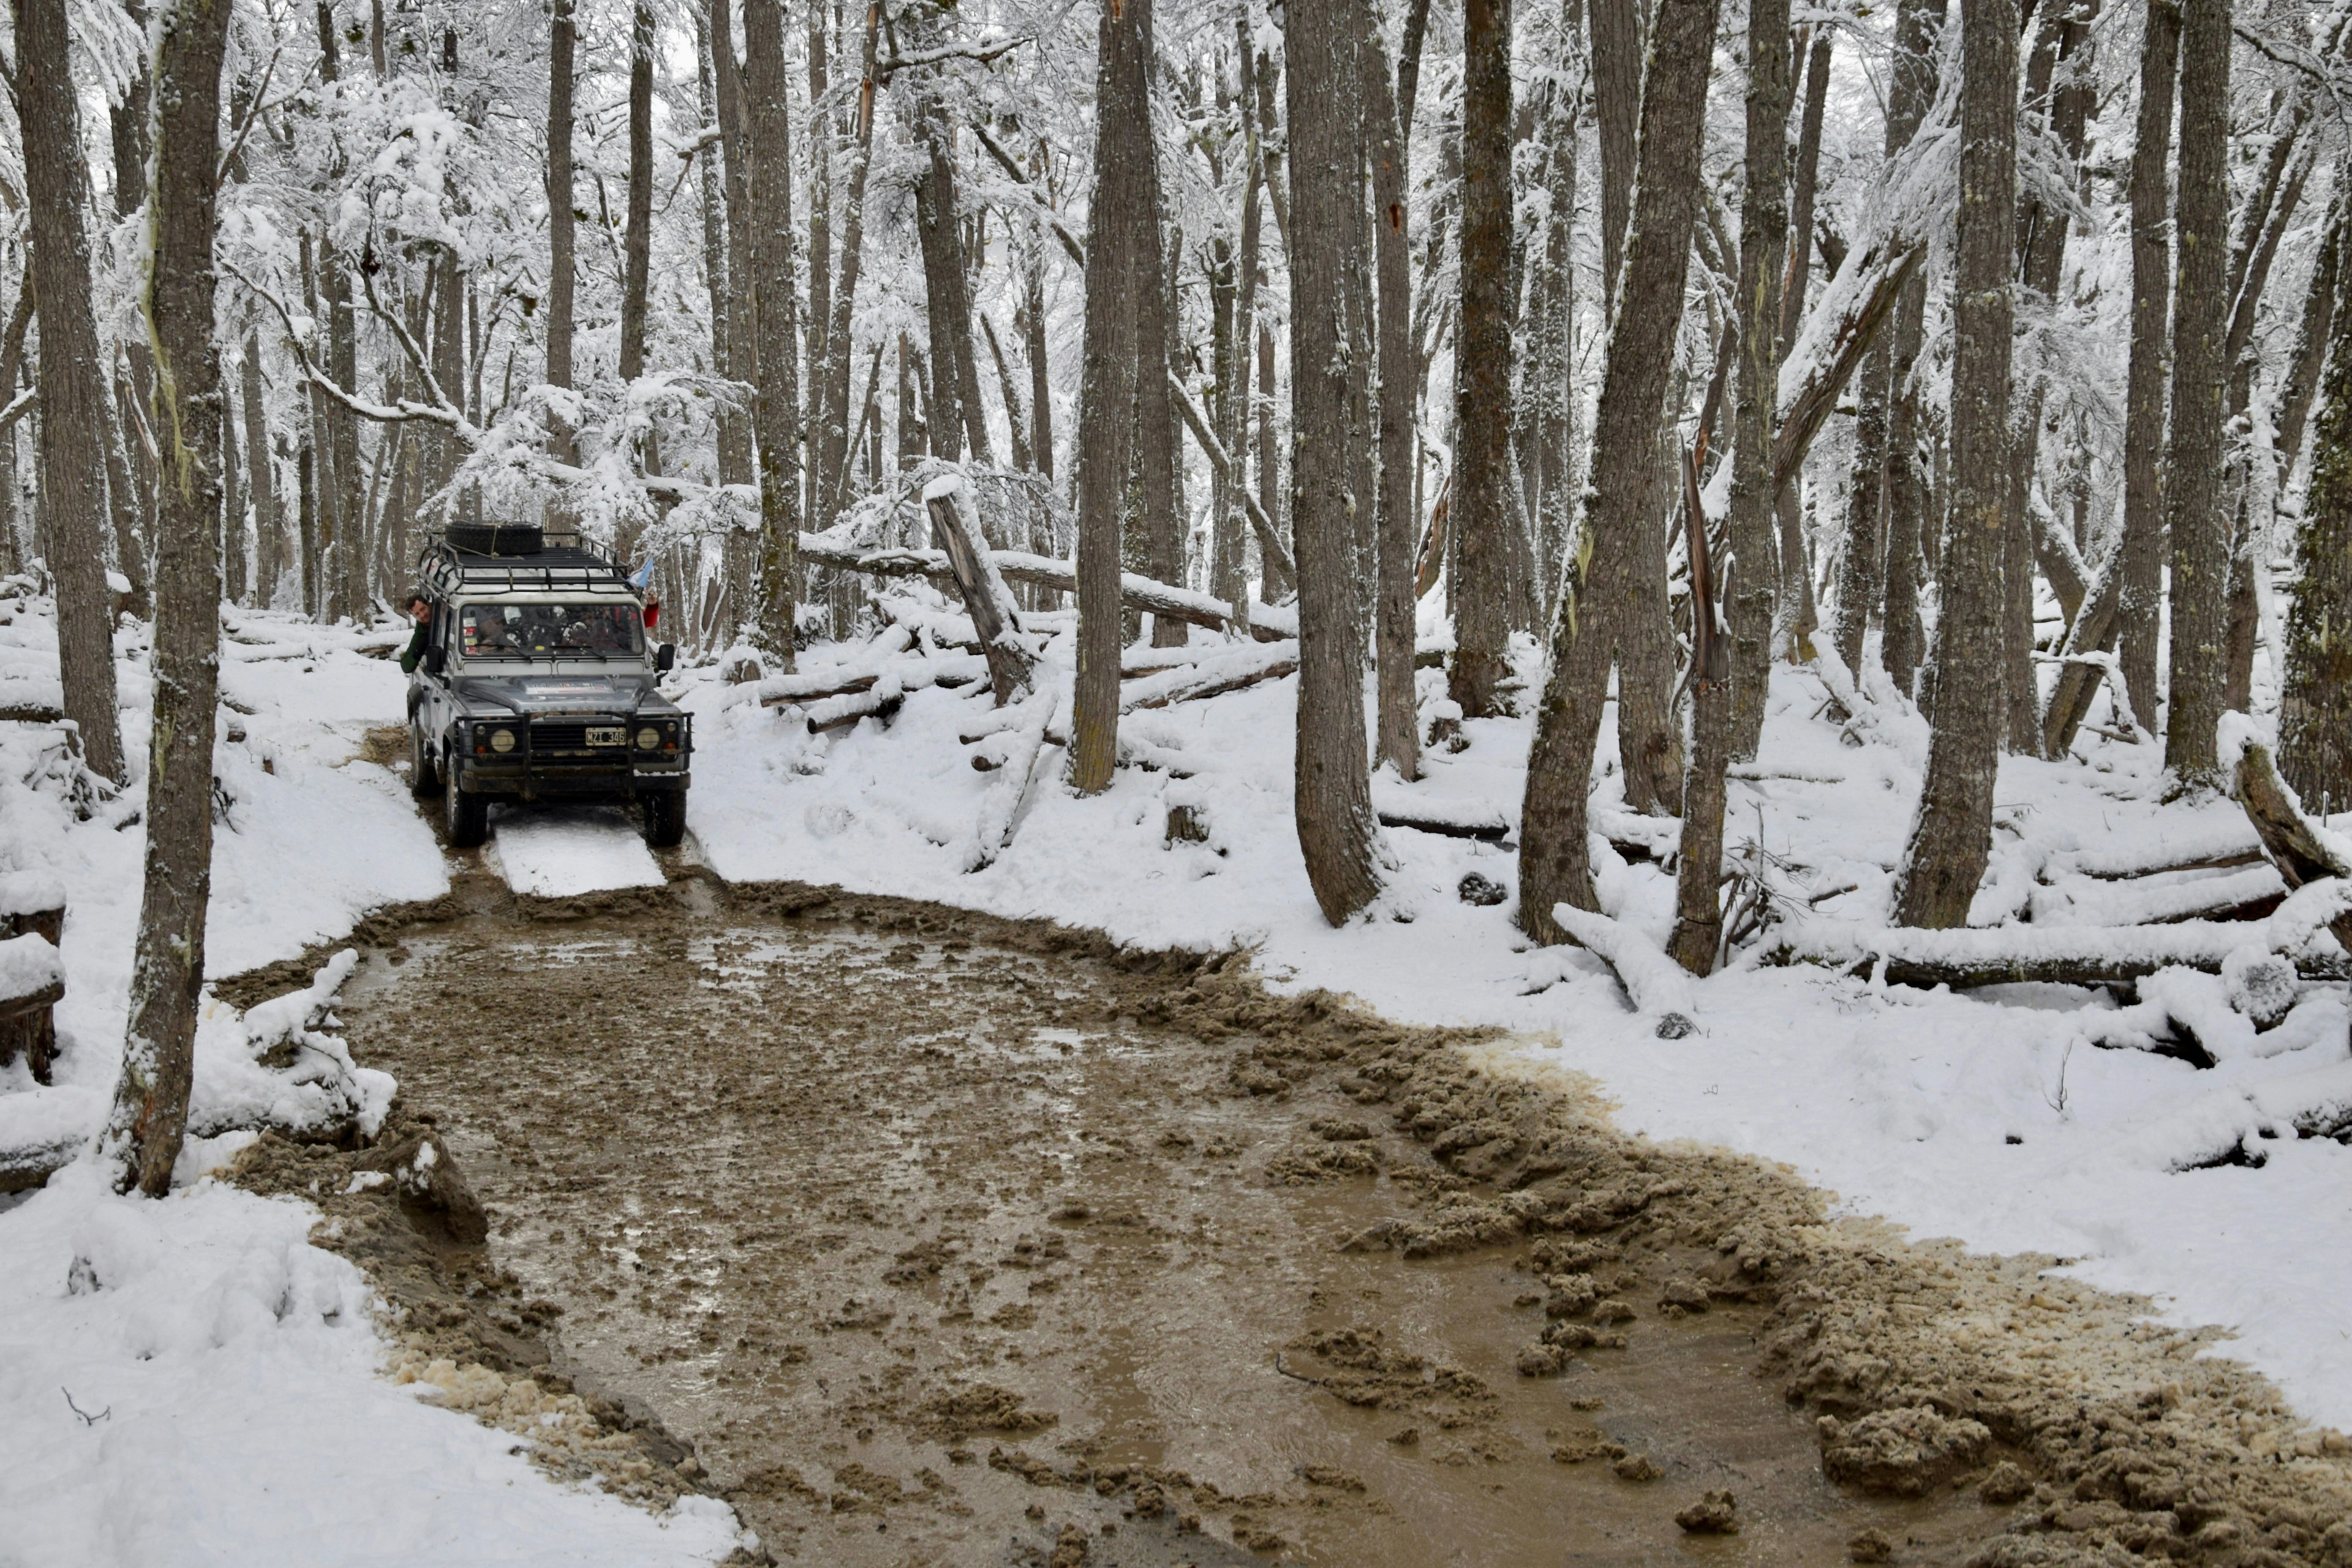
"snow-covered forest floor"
5,574,2350,1561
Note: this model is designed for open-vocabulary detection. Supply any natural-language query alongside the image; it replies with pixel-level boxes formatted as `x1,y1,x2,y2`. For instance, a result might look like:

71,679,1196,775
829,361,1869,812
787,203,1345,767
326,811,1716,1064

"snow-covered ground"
0,594,746,1568
680,588,2352,1434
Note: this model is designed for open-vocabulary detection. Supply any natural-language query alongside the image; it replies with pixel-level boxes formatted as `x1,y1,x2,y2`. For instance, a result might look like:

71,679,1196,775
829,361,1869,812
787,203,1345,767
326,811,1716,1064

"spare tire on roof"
444,521,545,556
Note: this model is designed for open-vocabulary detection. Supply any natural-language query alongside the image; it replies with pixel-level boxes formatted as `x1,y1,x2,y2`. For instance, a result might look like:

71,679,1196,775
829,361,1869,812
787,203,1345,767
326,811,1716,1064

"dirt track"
220,763,2352,1567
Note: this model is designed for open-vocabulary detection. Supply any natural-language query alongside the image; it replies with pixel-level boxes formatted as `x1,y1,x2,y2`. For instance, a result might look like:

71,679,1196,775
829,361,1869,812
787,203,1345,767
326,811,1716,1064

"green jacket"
399,620,430,675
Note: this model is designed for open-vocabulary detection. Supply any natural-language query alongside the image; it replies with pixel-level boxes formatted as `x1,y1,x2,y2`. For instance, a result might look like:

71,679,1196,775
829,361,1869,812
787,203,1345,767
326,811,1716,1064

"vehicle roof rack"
417,532,636,597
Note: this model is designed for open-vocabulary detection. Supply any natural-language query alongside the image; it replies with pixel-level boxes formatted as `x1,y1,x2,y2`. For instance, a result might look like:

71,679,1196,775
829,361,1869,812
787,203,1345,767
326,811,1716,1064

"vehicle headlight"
489,728,516,754
635,726,661,751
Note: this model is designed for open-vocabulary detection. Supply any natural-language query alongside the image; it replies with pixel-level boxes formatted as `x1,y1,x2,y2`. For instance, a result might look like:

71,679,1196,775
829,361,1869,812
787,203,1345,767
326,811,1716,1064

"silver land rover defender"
406,523,692,849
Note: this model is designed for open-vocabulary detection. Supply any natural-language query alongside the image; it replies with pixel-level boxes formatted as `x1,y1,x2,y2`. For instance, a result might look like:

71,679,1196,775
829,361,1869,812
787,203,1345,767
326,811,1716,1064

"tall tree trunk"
1672,0,1788,972
2115,0,2180,737
696,11,753,488
1528,4,1579,616
1447,0,1514,717
1518,0,1718,943
1872,0,1947,696
1289,0,1389,923
712,0,762,499
1069,0,1155,793
815,1,881,521
806,0,832,496
18,0,126,783
1589,0,1640,307
742,0,802,661
1133,169,1182,643
546,0,577,467
1894,0,2017,928
1766,27,1833,677
2160,0,2231,785
913,110,992,464
1366,20,1420,780
622,0,655,391
2280,187,2352,815
1025,211,1054,480
104,0,231,1197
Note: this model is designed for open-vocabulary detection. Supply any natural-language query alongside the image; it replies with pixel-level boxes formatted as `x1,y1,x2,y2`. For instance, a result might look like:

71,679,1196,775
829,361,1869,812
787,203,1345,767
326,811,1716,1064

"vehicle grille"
529,723,610,755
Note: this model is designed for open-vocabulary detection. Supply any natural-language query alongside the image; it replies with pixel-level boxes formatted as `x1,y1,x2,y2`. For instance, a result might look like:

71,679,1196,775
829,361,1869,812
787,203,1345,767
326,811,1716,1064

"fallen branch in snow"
1379,812,1508,843
1550,904,1699,1031
923,473,1036,705
1762,894,2352,988
2231,731,2352,954
2026,864,2287,928
1123,645,1298,709
796,535,1296,643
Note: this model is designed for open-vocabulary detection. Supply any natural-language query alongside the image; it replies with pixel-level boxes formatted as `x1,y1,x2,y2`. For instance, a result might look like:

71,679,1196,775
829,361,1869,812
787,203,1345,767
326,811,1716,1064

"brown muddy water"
330,887,2019,1567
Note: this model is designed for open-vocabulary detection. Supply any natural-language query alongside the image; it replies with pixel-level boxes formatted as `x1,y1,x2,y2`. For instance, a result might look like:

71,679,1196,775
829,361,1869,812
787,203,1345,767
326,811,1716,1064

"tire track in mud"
273,866,2352,1568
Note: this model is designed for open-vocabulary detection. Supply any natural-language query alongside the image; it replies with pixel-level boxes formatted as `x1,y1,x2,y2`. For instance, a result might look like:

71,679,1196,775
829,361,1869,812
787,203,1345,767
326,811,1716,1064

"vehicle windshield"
461,601,643,660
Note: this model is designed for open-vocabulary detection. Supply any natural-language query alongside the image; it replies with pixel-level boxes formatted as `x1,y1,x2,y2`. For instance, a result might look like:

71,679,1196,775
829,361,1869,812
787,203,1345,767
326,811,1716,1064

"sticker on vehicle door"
586,726,625,747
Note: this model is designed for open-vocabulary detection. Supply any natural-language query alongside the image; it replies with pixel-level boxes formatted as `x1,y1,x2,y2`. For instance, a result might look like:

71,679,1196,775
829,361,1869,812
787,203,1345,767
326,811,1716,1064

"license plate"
586,726,625,747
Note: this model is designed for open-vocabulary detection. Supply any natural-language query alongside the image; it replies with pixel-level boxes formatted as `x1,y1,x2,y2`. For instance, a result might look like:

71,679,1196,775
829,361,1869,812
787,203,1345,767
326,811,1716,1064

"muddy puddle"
330,890,2024,1567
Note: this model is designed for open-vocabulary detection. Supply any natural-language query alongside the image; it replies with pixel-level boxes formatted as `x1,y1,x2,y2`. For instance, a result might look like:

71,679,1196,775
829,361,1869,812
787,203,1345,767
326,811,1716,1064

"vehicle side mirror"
655,643,676,673
424,646,447,675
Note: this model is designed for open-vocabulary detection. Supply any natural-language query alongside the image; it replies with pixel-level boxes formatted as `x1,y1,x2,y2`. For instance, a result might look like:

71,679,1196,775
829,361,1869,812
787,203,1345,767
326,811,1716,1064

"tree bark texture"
815,1,881,522
2279,195,2352,816
1069,0,1155,794
1447,0,1515,718
742,0,802,661
2116,0,2179,738
1672,0,1788,974
1588,0,1640,309
18,0,127,784
621,0,655,390
546,0,577,466
695,12,753,488
105,0,231,1197
1894,0,2016,929
1880,0,1944,698
1366,21,1421,781
1518,0,1718,944
2160,0,2231,786
241,330,279,605
1287,0,1389,924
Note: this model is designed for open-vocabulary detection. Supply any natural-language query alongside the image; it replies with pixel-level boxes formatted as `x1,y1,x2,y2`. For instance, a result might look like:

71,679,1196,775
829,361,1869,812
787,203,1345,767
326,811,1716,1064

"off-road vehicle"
406,522,692,849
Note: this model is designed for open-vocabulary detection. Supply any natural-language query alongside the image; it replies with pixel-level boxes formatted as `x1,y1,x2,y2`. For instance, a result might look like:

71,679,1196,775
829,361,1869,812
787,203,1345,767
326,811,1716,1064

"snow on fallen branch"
1550,904,1700,1032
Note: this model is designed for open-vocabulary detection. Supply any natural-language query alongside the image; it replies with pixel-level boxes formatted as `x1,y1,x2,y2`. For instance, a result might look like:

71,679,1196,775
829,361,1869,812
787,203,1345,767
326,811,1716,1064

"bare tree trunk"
2115,0,2179,737
1527,2,1579,616
1878,242,1931,692
1365,20,1420,780
1288,0,1389,923
815,1,881,521
712,0,763,498
1589,0,1640,307
622,1,655,394
2160,0,2231,785
742,0,802,662
1134,173,1183,644
545,0,576,473
1447,0,1515,717
806,0,832,503
104,0,230,1197
1025,211,1054,479
18,0,126,783
1518,0,1718,943
1894,0,2016,929
1069,0,1155,793
1673,0,1788,972
2279,182,2352,814
2274,187,2343,496
695,13,752,489
912,103,992,466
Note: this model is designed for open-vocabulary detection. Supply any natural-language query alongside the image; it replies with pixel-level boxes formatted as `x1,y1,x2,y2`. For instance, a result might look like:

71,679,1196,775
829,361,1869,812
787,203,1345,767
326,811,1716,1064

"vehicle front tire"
445,774,489,848
410,721,442,798
642,788,687,849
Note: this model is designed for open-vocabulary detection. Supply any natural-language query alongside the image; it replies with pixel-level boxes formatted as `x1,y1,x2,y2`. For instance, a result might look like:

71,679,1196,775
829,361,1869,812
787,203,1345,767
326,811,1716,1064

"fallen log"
796,533,1297,643
0,930,63,1084
1550,904,1700,1031
1761,895,2352,989
2027,864,2286,928
1125,651,1298,710
1379,812,1508,843
2231,730,2352,956
923,473,1036,704
807,684,904,736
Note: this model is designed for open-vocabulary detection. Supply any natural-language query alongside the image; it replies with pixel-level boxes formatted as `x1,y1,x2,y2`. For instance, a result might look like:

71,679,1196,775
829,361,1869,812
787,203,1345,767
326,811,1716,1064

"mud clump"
918,1385,1060,1441
1675,1489,1740,1533
1820,1406,1994,1496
